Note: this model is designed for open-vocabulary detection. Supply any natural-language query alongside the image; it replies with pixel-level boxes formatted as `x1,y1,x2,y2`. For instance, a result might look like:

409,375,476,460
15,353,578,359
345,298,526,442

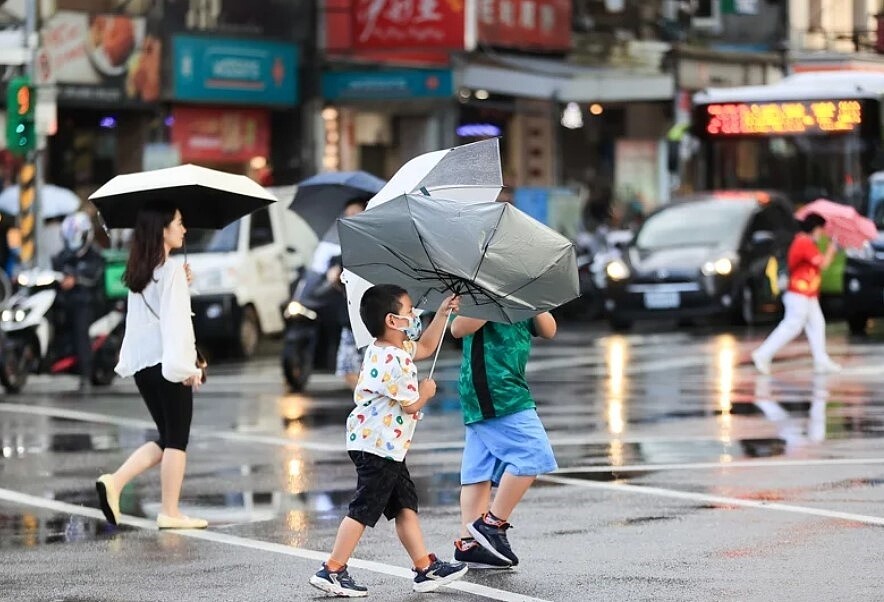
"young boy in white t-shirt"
309,284,466,597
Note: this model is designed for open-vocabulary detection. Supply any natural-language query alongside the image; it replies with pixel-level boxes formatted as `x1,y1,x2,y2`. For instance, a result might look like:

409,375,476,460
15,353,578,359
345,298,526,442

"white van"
185,186,317,357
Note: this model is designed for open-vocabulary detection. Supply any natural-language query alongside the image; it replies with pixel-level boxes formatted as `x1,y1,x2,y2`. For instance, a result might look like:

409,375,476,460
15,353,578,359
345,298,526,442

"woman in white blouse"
95,201,207,530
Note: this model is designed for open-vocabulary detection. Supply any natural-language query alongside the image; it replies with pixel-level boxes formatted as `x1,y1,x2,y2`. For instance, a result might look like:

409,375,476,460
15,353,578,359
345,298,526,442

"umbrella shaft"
427,307,452,380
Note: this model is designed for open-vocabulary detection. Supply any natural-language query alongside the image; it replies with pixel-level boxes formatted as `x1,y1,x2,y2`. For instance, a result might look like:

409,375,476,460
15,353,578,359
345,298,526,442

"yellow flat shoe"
95,474,120,526
156,513,208,530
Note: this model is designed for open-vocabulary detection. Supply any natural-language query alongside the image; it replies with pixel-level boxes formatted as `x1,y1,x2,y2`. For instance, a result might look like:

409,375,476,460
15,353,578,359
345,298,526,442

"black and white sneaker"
455,538,513,569
309,563,368,598
468,515,519,566
412,553,468,593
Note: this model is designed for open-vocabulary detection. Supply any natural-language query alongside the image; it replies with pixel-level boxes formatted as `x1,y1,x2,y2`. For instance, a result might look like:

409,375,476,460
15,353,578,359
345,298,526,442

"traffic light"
6,76,35,155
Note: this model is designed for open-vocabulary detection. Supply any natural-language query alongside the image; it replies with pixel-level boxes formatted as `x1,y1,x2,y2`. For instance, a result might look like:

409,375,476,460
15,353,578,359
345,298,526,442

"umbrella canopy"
338,194,578,325
796,198,878,249
88,164,277,229
368,138,502,207
288,170,385,238
0,184,81,219
343,139,505,347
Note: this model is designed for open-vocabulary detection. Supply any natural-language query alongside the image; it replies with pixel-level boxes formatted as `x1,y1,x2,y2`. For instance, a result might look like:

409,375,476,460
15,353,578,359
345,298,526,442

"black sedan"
603,192,797,330
843,235,884,335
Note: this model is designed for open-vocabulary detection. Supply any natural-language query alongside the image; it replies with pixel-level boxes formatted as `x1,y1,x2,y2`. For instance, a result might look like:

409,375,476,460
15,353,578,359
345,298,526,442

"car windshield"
635,200,754,250
182,221,240,254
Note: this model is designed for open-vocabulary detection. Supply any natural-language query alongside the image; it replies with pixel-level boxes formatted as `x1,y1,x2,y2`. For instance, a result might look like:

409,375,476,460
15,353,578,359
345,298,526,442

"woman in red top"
752,213,840,375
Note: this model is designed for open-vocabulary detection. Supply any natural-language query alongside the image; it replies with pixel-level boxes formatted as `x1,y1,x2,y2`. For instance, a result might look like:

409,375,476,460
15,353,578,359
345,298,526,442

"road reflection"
715,335,736,463
753,374,828,454
604,336,628,468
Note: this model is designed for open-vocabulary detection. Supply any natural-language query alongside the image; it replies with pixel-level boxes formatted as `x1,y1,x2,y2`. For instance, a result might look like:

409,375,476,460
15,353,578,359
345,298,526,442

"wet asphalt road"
1,319,883,601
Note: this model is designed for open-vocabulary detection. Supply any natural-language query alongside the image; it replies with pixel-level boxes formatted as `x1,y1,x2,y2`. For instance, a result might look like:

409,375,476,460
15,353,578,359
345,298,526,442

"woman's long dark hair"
122,201,178,293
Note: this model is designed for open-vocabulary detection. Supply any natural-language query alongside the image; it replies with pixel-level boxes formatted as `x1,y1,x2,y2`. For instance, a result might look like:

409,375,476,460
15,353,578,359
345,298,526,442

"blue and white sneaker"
468,515,519,566
412,553,468,593
309,563,368,598
455,538,513,569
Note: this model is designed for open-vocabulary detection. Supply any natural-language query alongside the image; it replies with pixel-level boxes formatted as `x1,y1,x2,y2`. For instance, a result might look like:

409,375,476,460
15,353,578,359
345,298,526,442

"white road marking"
538,475,884,527
0,488,548,602
553,457,884,473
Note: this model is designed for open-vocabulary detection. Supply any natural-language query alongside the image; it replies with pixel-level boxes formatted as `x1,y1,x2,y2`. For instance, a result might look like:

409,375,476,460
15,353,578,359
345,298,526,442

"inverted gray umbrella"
337,193,579,326
345,138,504,349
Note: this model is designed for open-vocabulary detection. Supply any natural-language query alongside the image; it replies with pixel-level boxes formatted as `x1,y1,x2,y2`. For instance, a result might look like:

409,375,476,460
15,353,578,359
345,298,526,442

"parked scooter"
0,268,125,393
280,266,346,391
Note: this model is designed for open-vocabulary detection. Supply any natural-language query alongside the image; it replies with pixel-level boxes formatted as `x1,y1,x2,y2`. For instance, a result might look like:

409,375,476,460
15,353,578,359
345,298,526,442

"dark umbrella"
88,164,277,229
338,193,579,325
288,170,385,238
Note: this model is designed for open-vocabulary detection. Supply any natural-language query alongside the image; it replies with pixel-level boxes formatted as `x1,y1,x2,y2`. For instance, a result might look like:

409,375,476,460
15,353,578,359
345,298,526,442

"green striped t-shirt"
457,320,537,425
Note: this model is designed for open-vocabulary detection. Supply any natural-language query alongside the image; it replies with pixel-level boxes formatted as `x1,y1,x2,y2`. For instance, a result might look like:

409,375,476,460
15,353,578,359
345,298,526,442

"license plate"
644,291,680,309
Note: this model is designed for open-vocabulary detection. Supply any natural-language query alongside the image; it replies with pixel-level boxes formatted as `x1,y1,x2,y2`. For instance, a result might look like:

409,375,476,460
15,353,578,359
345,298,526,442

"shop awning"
460,55,674,103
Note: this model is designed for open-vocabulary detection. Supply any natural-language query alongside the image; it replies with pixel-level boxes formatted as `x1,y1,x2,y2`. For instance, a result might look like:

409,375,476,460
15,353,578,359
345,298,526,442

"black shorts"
347,451,419,528
134,364,193,451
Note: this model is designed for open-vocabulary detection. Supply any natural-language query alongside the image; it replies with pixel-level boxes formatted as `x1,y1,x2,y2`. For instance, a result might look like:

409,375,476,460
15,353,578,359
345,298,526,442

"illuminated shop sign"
701,100,863,136
456,123,502,137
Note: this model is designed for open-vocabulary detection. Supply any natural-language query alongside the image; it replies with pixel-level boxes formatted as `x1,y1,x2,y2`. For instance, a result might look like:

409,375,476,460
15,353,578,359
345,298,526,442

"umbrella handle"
427,307,452,380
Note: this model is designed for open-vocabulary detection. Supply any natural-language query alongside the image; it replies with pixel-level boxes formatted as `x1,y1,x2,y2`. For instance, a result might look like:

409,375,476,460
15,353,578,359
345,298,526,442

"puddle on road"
0,510,124,549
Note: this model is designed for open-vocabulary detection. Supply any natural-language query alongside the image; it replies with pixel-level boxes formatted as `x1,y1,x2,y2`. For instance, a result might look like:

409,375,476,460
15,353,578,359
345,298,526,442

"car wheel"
235,305,261,358
847,315,868,336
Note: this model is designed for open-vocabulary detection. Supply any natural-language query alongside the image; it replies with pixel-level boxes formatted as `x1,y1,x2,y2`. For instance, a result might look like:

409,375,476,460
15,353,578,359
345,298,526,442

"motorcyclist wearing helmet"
52,211,105,393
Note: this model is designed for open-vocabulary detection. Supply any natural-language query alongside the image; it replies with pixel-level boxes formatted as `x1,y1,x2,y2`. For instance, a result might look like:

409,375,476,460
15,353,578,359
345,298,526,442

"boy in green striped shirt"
449,312,558,568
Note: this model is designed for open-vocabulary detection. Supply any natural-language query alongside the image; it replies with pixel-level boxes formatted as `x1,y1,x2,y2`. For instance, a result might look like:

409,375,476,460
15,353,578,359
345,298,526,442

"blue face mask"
392,313,423,341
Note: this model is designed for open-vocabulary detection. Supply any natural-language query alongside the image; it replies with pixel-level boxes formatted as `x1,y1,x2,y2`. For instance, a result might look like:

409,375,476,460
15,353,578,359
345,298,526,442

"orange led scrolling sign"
703,100,862,136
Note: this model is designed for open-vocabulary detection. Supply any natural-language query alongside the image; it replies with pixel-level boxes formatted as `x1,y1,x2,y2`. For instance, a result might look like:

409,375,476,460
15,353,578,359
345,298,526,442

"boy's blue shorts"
461,409,558,486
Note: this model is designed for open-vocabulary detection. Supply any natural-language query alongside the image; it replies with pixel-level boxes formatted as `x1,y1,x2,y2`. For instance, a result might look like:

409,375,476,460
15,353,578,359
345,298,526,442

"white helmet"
60,212,94,252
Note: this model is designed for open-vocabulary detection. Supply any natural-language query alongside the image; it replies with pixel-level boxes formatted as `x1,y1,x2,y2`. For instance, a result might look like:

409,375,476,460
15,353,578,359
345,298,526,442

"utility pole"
17,0,41,269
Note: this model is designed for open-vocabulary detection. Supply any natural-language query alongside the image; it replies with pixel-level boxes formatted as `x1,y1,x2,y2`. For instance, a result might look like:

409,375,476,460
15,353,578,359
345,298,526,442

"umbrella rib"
406,199,467,297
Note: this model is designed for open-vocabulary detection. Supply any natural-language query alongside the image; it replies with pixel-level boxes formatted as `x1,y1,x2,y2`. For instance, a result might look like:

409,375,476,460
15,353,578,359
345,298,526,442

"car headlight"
845,242,874,261
702,257,735,276
0,309,12,322
606,260,630,281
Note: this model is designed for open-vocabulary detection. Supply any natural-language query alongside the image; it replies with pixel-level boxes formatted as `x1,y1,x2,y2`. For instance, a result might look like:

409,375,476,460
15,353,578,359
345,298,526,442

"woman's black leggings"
134,364,193,451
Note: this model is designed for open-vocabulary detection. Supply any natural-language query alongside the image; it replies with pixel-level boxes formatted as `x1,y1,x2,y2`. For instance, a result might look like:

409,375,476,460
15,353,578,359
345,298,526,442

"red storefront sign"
477,0,571,51
351,0,467,50
171,106,269,164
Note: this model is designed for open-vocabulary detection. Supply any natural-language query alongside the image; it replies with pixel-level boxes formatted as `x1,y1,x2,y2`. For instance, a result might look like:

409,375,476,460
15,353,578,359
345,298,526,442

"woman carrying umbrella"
752,213,841,375
95,202,208,530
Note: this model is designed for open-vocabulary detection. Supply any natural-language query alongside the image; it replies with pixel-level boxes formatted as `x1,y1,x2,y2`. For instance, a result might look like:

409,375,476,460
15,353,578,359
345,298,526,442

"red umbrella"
795,198,878,249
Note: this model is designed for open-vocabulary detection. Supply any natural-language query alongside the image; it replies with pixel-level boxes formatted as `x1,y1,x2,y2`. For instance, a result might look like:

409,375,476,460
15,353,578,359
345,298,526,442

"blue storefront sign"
173,35,298,105
322,69,453,101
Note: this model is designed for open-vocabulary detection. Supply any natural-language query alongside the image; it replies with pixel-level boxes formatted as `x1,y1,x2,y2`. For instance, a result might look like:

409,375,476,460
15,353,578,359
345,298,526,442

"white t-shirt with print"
346,340,420,462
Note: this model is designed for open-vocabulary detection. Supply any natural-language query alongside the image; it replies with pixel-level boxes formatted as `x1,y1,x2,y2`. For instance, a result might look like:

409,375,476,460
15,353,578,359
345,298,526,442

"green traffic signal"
6,75,35,155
